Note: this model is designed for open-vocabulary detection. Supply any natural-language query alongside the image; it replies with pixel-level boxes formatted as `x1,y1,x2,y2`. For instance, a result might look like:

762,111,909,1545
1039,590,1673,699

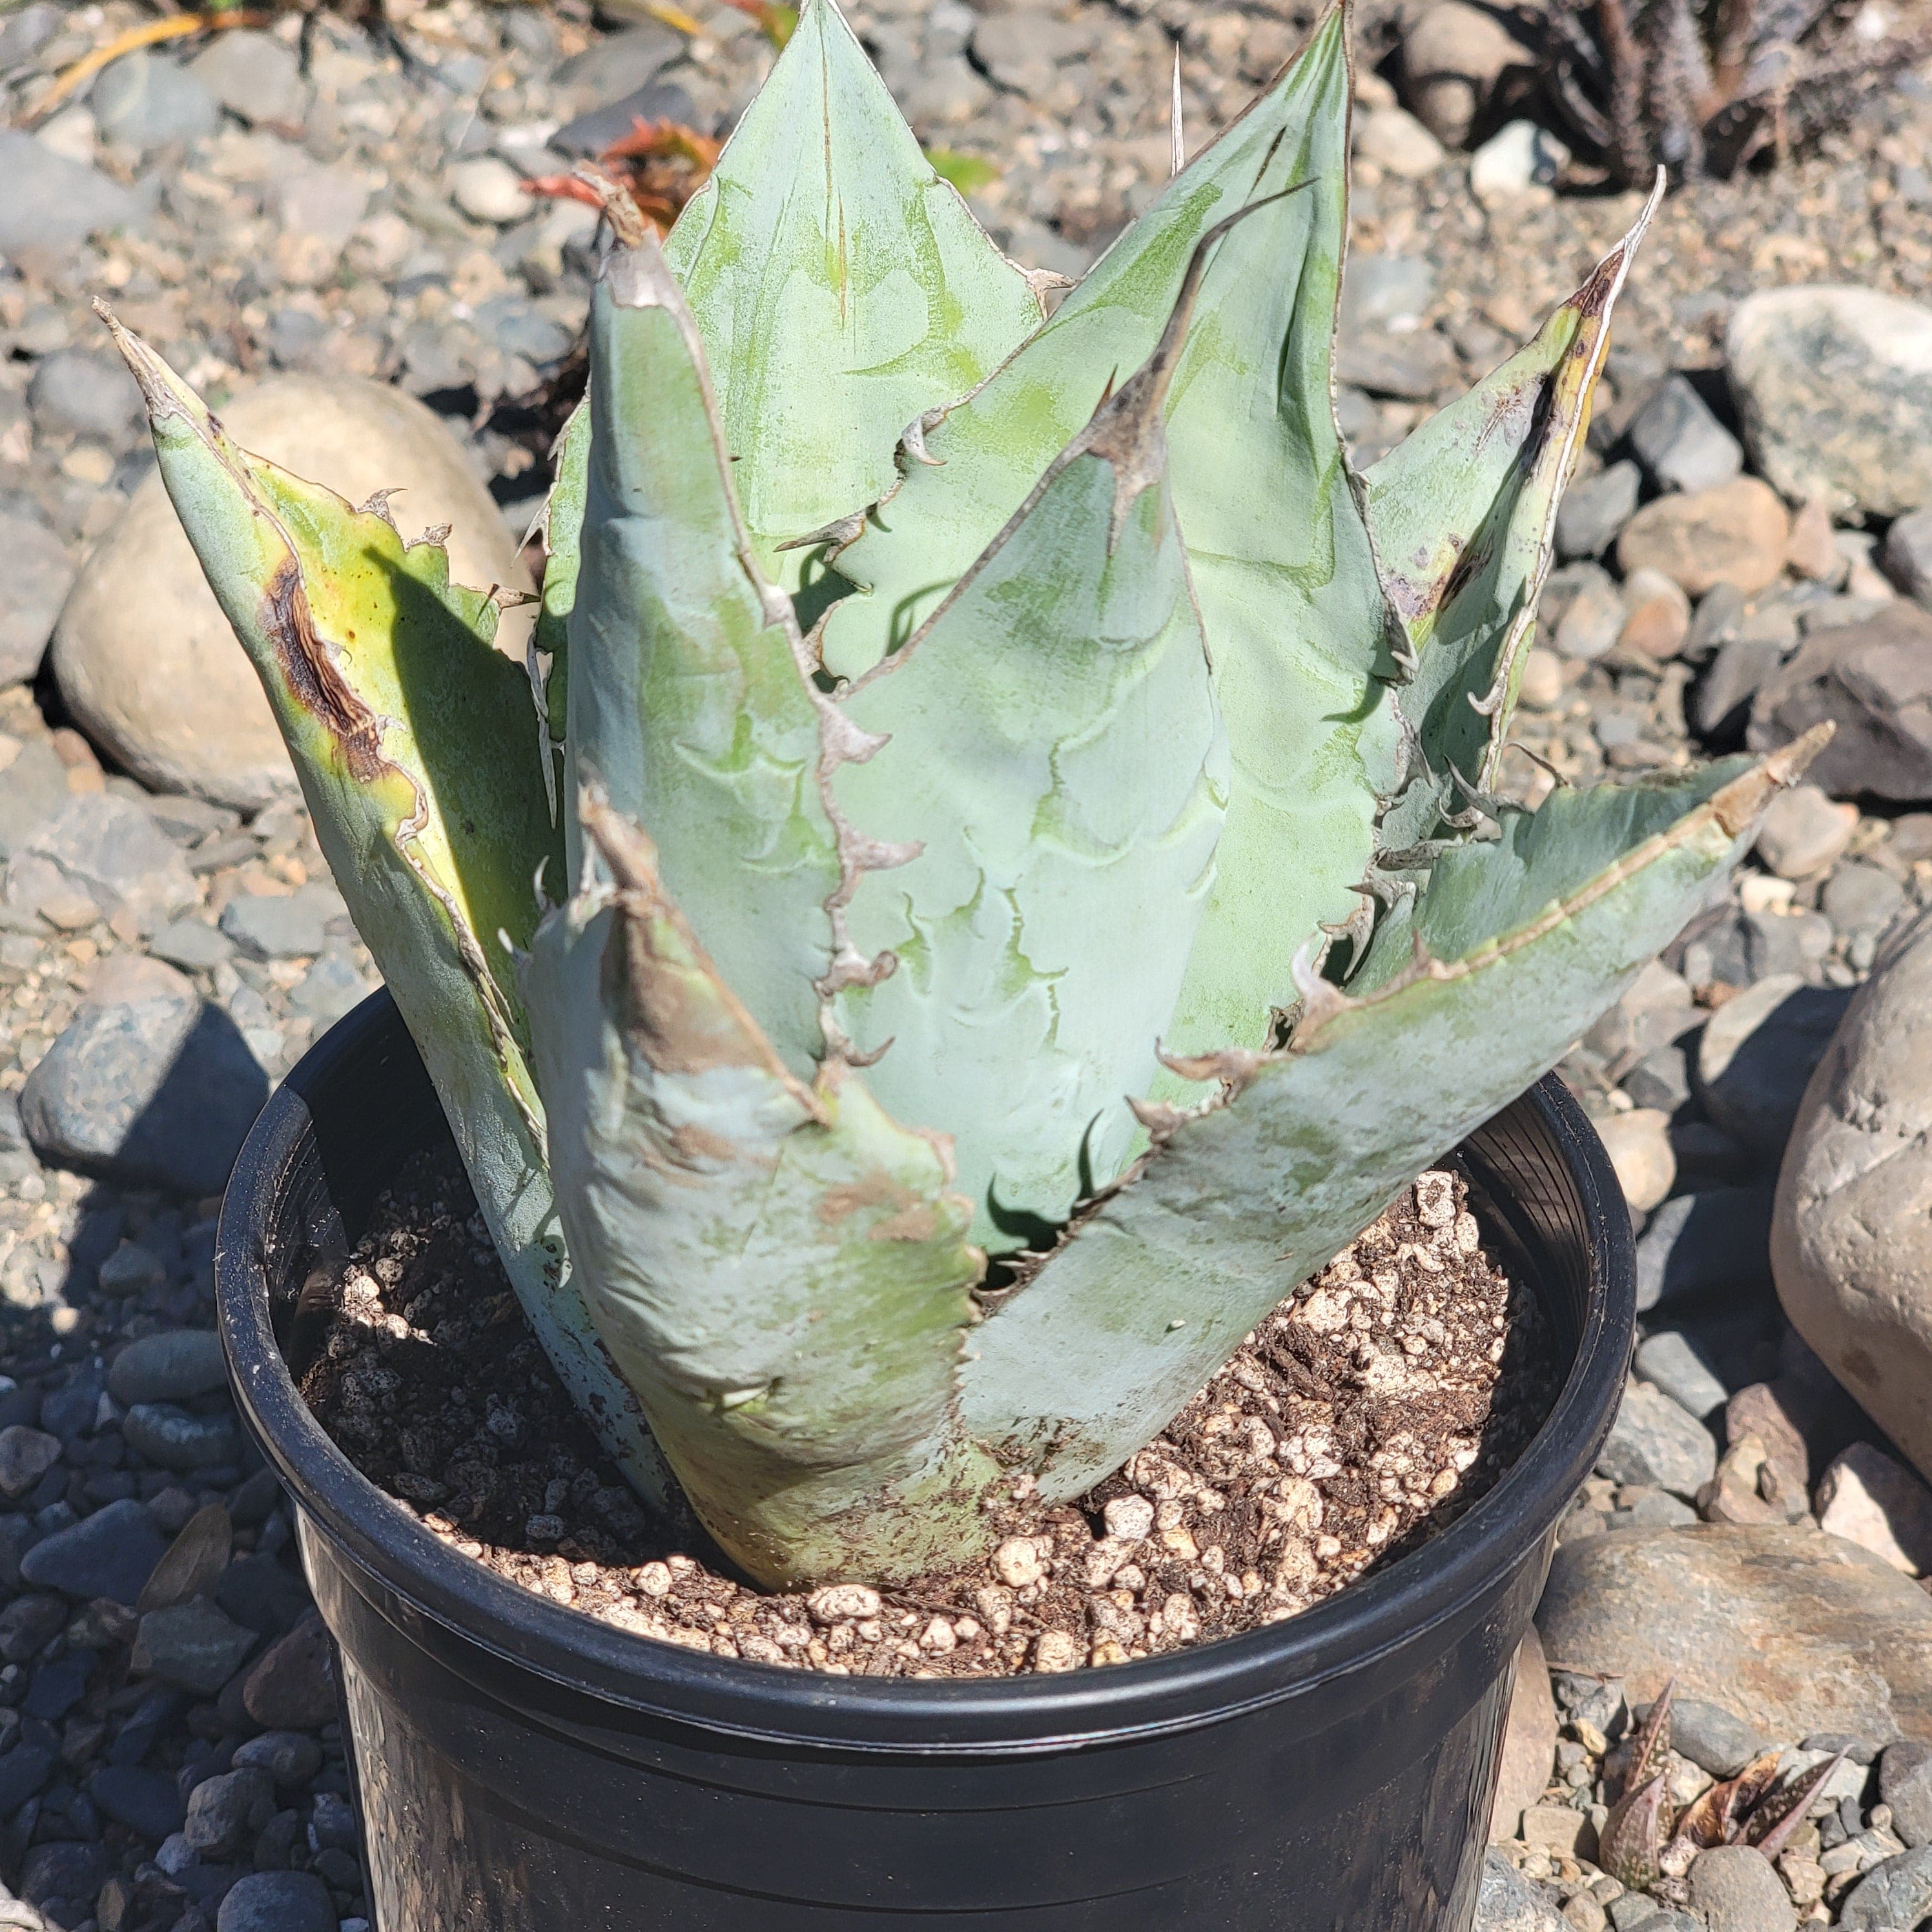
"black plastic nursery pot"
214,990,1636,1932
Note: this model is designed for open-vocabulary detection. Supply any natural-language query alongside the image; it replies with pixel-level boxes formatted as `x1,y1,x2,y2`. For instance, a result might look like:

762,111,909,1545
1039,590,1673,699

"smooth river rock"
1536,1525,1932,1745
1774,909,1932,1483
53,373,532,810
1727,285,1932,518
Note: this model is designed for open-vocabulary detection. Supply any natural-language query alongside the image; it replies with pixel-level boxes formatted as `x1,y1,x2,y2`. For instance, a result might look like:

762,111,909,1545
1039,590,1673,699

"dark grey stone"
38,1361,102,1441
216,1556,311,1638
0,1743,53,1814
229,1732,322,1788
18,1838,109,1913
1634,1189,1775,1313
1823,860,1907,944
1697,980,1853,1159
149,918,236,973
109,1331,226,1406
23,1650,91,1720
1882,504,1932,604
1334,328,1458,400
27,347,144,444
1555,451,1639,557
133,1599,256,1695
1685,581,1747,664
215,1870,337,1932
108,1683,182,1766
9,792,197,931
123,1404,237,1472
1749,600,1932,802
1598,1380,1718,1498
1838,1844,1932,1929
0,129,140,251
1628,374,1744,494
552,23,681,105
472,294,573,366
307,1788,356,1851
1340,252,1435,331
89,1762,187,1838
21,980,267,1197
0,513,72,688
1633,1331,1729,1420
1670,1699,1769,1778
145,796,240,846
218,885,346,961
0,4,59,69
0,1592,67,1661
1880,1740,1932,1848
288,952,375,1029
1623,1042,1692,1114
18,1497,167,1603
549,77,693,156
185,1765,275,1859
1695,635,1786,739
88,50,220,151
1609,1487,1698,1530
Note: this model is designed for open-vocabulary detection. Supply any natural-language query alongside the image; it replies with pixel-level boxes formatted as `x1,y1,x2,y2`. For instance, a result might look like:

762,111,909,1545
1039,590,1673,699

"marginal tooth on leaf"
1284,936,1356,1042
1153,1044,1266,1091
355,488,402,528
1128,1094,1192,1139
899,407,948,468
777,509,868,557
1711,721,1834,836
1021,264,1076,301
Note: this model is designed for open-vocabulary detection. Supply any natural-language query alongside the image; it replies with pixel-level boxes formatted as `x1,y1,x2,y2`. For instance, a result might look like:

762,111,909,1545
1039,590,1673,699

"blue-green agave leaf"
1368,179,1661,821
522,794,996,1588
828,231,1231,1249
823,6,1399,1077
105,313,671,1509
566,220,843,1079
963,734,1827,1495
661,0,1044,587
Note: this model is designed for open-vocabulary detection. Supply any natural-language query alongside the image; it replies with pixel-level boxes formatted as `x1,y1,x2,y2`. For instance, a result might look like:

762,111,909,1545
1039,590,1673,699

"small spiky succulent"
1541,0,1929,183
108,0,1819,1592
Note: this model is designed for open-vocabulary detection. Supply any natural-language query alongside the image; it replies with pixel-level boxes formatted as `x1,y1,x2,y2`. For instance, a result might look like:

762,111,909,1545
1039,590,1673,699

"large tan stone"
1537,1524,1932,1745
1399,1,1536,148
1774,909,1932,1481
53,375,530,811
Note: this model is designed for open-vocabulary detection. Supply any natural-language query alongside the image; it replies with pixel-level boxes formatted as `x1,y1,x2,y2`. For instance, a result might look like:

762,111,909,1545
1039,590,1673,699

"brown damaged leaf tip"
1711,721,1834,838
572,165,652,249
93,301,183,421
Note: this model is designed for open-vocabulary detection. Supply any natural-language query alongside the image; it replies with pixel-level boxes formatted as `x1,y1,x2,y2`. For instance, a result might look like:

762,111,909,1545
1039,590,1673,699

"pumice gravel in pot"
134,0,1817,1913
220,989,1634,1929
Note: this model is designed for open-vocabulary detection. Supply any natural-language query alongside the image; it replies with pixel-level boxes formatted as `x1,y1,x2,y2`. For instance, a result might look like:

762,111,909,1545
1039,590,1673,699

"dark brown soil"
302,1153,1557,1679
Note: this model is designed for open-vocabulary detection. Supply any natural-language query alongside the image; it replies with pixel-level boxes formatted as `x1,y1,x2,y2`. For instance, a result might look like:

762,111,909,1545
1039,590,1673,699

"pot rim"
217,991,1633,1756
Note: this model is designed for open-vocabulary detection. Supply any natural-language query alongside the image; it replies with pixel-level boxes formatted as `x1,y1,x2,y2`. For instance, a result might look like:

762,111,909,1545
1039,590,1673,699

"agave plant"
106,0,1819,1592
